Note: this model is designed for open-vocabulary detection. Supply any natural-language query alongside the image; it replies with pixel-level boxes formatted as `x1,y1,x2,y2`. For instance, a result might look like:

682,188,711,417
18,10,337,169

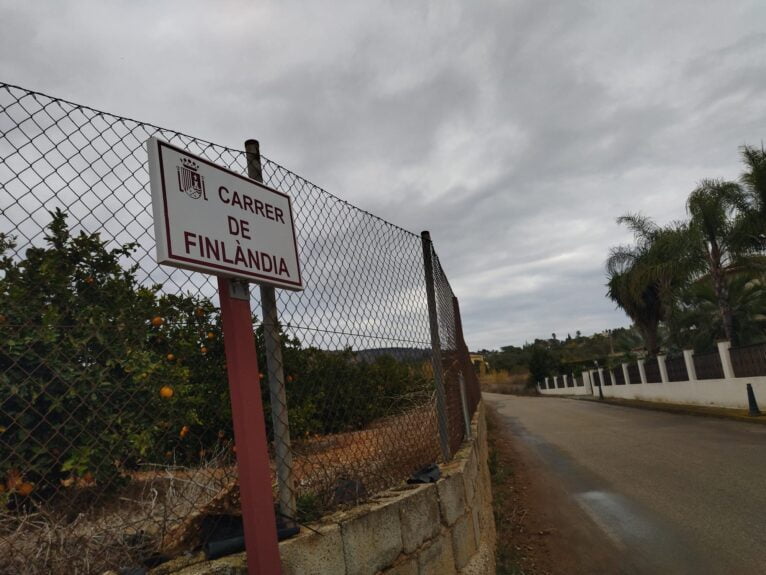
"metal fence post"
452,296,473,439
245,139,296,525
421,231,451,461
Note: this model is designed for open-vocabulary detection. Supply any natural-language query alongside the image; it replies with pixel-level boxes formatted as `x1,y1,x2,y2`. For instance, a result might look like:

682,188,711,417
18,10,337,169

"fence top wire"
0,81,449,351
0,82,417,238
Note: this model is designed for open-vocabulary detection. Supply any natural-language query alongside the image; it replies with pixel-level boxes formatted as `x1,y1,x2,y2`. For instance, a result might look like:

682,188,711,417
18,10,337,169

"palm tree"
740,144,766,215
668,273,766,351
606,215,692,355
736,144,766,251
686,179,747,343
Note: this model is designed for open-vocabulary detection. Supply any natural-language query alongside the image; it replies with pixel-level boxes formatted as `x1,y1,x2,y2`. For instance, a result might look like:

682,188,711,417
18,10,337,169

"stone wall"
153,402,495,575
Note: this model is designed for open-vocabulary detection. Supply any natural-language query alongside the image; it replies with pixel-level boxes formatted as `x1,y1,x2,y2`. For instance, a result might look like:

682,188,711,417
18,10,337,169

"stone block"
383,556,418,575
471,507,481,550
418,535,456,575
458,540,496,575
170,553,247,575
399,484,441,553
452,512,478,569
437,472,467,526
149,552,206,574
280,523,345,575
342,500,402,575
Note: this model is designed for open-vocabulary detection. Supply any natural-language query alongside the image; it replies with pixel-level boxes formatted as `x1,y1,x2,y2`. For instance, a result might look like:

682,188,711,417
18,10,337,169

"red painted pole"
218,276,282,574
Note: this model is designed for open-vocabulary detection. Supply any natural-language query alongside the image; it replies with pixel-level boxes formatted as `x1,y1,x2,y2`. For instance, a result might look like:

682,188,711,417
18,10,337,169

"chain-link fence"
0,83,481,573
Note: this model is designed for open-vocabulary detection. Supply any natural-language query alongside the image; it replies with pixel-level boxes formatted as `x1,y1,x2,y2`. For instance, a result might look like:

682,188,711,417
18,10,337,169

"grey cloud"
2,0,765,350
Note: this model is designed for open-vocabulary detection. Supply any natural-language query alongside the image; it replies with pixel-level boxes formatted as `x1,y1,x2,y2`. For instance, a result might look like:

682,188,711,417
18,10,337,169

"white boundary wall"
540,375,766,409
539,382,592,396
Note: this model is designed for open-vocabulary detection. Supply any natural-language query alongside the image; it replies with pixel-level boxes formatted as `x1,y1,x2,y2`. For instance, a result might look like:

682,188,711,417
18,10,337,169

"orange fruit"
166,353,176,362
17,482,34,496
151,316,165,327
85,276,94,285
287,375,294,383
82,472,94,485
194,307,205,317
179,425,190,438
159,385,174,399
206,332,216,340
259,372,265,380
6,469,22,490
200,346,208,355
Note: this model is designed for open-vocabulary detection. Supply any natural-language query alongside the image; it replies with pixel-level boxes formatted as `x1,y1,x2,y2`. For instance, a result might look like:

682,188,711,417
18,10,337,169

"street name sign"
147,137,303,290
148,137,288,573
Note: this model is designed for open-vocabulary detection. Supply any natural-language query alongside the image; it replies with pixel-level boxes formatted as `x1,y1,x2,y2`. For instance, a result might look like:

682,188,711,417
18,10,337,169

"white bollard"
622,362,630,384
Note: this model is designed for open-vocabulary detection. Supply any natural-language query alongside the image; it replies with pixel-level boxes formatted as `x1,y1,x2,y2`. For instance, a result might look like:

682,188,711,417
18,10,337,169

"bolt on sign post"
148,137,304,574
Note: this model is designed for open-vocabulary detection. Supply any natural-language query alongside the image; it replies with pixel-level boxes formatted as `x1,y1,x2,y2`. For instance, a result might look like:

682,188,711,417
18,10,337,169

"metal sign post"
245,139,297,526
218,277,282,574
147,137,306,574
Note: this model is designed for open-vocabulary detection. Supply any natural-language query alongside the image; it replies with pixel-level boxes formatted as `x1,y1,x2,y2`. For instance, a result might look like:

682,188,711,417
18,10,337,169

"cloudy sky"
2,0,765,350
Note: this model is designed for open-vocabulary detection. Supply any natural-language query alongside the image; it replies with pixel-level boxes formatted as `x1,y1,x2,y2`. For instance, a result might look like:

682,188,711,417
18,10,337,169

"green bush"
0,209,432,501
0,210,225,495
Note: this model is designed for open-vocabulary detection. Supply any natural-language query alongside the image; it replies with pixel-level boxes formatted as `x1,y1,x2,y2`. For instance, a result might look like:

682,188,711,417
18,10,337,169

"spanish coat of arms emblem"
177,158,208,200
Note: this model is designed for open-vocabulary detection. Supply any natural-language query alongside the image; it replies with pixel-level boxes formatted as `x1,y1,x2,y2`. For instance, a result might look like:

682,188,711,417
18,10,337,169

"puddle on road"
576,490,655,546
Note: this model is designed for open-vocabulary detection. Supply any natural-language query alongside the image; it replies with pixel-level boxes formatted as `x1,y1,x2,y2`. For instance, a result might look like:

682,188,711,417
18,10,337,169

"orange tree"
0,210,435,501
0,209,227,498
257,334,432,438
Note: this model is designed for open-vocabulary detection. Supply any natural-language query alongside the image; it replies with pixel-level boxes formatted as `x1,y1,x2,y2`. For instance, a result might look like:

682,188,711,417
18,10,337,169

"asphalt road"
485,392,766,574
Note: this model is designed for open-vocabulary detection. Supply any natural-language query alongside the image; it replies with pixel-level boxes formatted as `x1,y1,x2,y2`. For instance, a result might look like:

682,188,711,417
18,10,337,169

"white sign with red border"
147,137,303,290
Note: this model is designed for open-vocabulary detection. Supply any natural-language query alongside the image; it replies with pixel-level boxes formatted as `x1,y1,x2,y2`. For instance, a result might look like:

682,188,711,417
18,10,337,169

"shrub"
0,210,223,496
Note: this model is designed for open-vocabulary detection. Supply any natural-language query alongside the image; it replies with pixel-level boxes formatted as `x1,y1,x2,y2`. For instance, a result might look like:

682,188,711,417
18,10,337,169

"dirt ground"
486,403,623,575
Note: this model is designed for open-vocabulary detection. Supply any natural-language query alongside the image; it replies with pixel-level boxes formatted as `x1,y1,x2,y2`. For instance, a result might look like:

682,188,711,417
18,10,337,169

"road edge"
567,394,766,425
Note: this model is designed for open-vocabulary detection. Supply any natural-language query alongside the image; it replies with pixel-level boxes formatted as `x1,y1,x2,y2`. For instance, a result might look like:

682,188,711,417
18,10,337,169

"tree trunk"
639,319,661,356
709,242,735,344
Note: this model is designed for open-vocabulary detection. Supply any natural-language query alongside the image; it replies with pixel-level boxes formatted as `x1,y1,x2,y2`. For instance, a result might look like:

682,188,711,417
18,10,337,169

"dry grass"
481,370,537,396
0,443,237,575
0,404,442,574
